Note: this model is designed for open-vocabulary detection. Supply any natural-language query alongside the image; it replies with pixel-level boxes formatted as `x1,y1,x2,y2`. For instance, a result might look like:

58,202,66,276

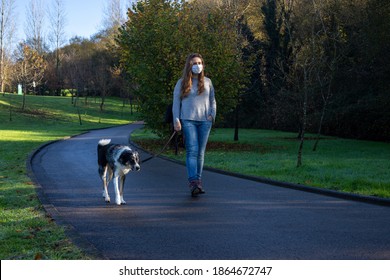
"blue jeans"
181,120,212,182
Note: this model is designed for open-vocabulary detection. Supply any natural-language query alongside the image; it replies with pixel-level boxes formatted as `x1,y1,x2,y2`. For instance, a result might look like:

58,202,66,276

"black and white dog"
97,139,140,205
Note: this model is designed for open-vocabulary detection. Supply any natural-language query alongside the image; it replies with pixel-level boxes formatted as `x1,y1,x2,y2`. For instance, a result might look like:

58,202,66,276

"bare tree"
0,0,16,93
103,0,125,32
311,0,343,151
48,0,67,95
296,58,315,167
275,0,321,167
14,44,47,109
62,48,80,104
25,0,46,53
293,0,345,165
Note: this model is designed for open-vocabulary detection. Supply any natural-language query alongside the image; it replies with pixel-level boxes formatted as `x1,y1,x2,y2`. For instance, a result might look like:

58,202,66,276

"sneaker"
189,180,201,197
189,180,206,196
197,179,206,194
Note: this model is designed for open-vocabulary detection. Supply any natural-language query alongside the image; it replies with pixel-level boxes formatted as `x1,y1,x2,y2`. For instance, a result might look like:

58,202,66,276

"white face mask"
191,64,203,74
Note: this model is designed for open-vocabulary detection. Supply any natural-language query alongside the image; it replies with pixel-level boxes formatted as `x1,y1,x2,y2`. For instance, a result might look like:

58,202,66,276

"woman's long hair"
180,53,205,99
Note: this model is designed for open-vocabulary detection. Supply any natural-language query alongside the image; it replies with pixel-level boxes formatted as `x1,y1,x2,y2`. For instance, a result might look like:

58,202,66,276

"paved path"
29,124,390,260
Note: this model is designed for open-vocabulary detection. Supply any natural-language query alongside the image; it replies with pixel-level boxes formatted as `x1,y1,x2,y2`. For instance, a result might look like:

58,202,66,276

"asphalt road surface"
29,124,390,260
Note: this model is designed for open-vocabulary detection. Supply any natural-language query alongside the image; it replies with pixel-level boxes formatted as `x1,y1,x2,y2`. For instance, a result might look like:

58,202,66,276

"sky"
16,0,121,42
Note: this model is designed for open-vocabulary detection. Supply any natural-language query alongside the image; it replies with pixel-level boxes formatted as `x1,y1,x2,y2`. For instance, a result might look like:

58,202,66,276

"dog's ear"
133,151,140,163
119,151,133,165
119,150,140,165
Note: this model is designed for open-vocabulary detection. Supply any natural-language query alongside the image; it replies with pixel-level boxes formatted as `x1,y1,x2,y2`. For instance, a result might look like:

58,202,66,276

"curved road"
29,124,390,259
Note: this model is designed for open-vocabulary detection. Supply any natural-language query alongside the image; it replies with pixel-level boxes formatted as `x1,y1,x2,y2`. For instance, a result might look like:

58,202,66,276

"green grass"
0,93,139,259
131,128,390,199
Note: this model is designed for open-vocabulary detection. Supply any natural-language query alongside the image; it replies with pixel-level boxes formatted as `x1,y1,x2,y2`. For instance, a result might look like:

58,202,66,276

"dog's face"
119,150,140,171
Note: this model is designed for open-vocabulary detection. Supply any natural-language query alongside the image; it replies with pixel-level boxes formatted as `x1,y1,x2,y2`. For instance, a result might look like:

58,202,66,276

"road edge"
26,135,108,260
129,132,390,208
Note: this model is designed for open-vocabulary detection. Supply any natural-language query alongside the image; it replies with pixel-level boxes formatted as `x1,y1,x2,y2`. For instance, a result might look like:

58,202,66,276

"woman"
172,53,217,197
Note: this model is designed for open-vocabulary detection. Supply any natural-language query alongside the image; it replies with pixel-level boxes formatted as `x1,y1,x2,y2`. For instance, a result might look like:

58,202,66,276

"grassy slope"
0,94,139,259
131,128,390,198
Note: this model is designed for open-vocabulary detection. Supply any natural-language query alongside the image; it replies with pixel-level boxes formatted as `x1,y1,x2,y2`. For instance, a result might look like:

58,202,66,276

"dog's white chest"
120,167,131,175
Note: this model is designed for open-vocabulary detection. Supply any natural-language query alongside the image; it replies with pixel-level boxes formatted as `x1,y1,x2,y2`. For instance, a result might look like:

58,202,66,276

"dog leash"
141,131,177,163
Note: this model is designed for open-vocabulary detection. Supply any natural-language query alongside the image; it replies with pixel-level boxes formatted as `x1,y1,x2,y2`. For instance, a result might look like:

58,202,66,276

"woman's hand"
207,115,213,121
174,120,182,131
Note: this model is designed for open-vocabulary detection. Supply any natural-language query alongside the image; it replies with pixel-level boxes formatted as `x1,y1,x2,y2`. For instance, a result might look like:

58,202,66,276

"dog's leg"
119,175,126,205
113,173,121,205
99,165,111,203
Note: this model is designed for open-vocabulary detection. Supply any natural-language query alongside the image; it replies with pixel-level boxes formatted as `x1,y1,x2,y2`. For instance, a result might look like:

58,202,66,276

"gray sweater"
172,77,217,124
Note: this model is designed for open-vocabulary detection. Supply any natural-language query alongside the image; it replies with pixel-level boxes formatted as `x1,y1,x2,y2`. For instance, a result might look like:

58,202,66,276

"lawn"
0,93,139,259
131,128,390,199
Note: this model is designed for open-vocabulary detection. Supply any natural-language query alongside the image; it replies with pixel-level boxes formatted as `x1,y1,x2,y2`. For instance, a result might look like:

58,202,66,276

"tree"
198,0,253,141
48,0,67,95
118,0,188,135
0,0,16,93
277,0,351,165
61,37,95,105
310,0,344,151
97,0,129,110
258,0,294,130
91,43,116,111
25,0,46,54
102,0,125,31
118,0,250,137
14,44,47,109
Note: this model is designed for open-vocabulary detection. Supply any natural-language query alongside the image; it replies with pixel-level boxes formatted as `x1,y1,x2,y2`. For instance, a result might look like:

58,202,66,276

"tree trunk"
313,94,329,151
8,93,12,121
234,104,239,141
21,84,26,110
297,69,308,167
313,59,335,151
100,95,105,111
77,107,82,125
129,96,133,115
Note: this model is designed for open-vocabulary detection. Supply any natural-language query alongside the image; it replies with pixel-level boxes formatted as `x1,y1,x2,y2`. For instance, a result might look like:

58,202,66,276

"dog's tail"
98,139,111,146
98,139,111,166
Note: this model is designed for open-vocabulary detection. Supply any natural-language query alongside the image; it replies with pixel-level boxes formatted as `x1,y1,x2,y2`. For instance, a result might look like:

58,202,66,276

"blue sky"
16,0,119,41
